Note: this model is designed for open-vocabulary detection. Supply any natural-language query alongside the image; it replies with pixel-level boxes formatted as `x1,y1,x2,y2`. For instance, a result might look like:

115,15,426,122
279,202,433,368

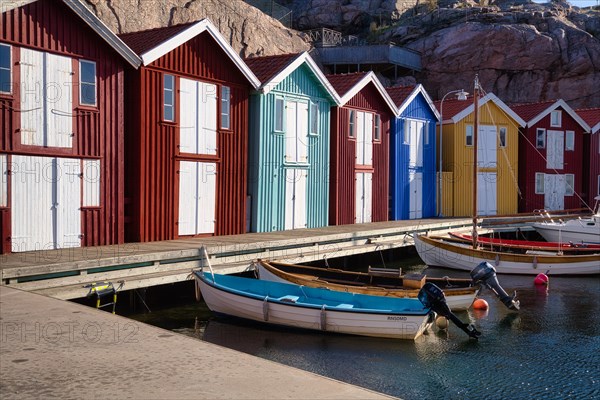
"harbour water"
128,255,600,400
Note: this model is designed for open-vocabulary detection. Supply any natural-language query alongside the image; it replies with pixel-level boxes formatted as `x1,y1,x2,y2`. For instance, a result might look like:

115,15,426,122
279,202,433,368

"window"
349,110,356,138
163,74,175,122
565,131,574,151
79,60,96,106
499,127,507,147
221,85,230,129
565,174,574,196
373,114,381,141
535,173,545,194
309,102,318,134
424,122,429,145
536,128,546,148
0,44,10,94
403,120,410,144
466,125,473,146
274,98,284,132
550,110,561,127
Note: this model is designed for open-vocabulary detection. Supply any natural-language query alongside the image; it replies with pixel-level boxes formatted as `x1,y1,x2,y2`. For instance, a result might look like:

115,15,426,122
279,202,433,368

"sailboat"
415,76,600,275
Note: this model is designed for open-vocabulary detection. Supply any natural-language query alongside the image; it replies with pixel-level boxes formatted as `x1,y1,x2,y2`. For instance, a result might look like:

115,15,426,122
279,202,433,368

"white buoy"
435,315,448,330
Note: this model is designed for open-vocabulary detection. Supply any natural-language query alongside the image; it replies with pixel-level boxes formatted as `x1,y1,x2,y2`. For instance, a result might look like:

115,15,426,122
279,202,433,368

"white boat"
532,196,600,244
194,270,435,340
415,235,600,275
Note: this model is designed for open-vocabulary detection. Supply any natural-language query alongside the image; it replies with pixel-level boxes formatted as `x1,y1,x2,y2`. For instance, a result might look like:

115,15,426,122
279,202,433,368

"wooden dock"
0,218,471,300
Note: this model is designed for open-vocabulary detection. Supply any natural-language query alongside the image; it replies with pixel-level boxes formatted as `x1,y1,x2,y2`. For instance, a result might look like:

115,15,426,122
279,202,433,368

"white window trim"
163,74,175,122
374,114,381,142
309,101,319,136
220,85,231,130
565,130,574,151
536,128,546,149
79,59,97,107
274,97,285,133
0,43,11,94
535,172,545,194
424,121,429,146
349,110,356,138
550,110,562,127
466,125,473,147
565,174,574,196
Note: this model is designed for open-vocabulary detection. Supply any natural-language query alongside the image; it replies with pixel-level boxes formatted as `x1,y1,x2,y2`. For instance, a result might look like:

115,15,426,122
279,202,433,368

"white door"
477,125,497,168
20,48,45,146
409,171,423,219
477,172,497,216
0,154,7,208
546,130,564,170
355,172,372,223
544,174,565,210
11,155,81,252
178,161,217,235
179,79,217,155
284,169,307,230
285,100,308,163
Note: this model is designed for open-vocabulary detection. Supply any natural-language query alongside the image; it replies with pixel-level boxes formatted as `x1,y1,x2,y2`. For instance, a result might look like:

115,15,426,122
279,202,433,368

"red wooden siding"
585,132,600,208
1,0,126,252
125,31,251,242
518,110,586,212
329,82,391,225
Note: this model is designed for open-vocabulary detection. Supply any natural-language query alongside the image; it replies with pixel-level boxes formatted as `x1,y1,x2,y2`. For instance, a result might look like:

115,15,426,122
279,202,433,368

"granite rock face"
83,0,309,57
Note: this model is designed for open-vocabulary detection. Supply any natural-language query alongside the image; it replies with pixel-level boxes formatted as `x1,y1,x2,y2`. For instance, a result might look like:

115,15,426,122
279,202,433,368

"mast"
472,75,480,250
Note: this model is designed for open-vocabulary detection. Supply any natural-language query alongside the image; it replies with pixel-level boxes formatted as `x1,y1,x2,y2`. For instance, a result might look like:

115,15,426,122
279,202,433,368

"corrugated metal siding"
0,0,126,252
518,111,586,212
390,93,437,220
248,65,332,232
330,82,390,225
127,37,251,241
446,101,519,217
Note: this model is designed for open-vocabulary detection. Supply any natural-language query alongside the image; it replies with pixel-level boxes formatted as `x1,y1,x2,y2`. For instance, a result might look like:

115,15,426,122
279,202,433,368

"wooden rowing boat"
255,260,479,311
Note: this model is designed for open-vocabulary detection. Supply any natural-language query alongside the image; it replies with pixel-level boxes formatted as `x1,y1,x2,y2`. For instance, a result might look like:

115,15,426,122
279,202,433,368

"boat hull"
195,272,433,340
256,261,478,311
415,235,600,275
532,222,600,245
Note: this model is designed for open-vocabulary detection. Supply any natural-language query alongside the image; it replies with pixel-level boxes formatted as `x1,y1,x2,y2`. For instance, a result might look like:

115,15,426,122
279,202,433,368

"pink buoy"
473,298,489,310
534,273,549,286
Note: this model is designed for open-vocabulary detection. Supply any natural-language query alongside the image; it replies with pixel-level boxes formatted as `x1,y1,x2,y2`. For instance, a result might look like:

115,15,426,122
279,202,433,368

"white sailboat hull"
415,235,600,275
532,220,600,245
196,274,433,340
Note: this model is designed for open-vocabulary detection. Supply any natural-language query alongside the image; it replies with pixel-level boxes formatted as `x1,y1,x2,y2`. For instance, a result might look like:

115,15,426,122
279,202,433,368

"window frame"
274,97,284,133
536,128,546,149
424,121,429,146
535,173,545,194
348,110,356,139
499,127,507,147
0,43,11,95
565,130,574,151
565,174,574,196
466,125,473,147
163,74,175,122
79,59,97,107
220,85,231,130
550,110,562,127
309,101,319,135
373,114,381,142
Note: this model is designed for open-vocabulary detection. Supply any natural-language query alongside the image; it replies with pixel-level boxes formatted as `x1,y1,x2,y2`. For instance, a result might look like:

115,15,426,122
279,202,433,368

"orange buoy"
534,273,549,286
473,298,489,310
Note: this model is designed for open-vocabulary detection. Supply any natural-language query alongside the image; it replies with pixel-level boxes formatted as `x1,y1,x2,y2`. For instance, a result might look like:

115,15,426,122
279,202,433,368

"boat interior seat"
336,303,354,309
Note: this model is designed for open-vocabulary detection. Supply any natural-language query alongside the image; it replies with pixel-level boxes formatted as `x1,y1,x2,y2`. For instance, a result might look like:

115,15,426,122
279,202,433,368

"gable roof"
387,84,440,121
577,108,600,134
2,0,141,67
435,93,526,127
510,99,590,130
245,52,341,104
326,72,398,115
119,19,259,89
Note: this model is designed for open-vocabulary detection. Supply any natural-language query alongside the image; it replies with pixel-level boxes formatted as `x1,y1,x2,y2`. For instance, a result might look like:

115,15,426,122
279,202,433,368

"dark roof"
577,108,600,131
386,86,416,108
325,72,368,98
509,100,558,123
244,53,301,83
118,22,196,55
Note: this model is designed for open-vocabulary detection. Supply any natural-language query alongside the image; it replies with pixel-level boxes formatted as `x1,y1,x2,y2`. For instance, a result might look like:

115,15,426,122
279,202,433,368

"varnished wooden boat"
255,260,479,311
448,232,600,252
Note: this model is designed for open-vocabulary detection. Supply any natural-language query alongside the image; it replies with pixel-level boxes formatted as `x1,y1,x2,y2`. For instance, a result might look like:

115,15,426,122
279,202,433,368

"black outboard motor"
418,282,481,339
470,262,520,310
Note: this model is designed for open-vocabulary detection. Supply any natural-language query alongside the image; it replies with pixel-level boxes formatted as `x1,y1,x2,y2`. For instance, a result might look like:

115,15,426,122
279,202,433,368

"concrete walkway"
0,286,396,399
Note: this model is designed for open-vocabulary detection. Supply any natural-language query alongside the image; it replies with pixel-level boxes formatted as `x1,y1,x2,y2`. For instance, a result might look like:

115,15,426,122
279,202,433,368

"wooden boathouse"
245,52,340,232
0,0,141,254
387,85,440,220
575,107,600,210
118,19,260,242
326,72,397,225
511,100,591,212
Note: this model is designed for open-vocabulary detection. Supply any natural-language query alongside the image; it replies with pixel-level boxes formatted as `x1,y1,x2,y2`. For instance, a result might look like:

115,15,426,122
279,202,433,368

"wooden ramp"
0,218,471,299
